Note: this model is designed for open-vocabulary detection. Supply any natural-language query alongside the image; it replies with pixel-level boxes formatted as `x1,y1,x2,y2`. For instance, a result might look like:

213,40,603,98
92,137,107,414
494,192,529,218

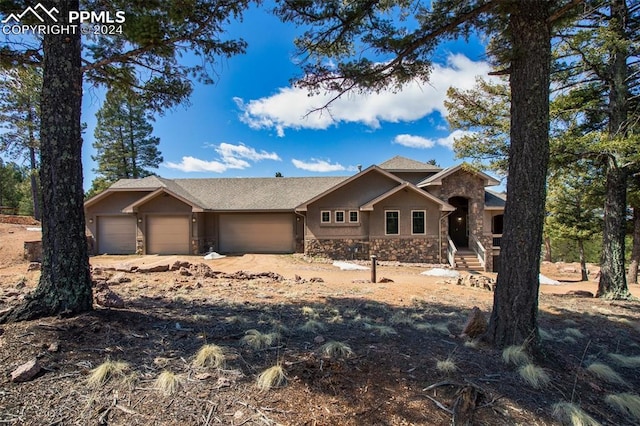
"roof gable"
295,165,404,211
417,164,500,187
360,182,455,212
122,187,206,213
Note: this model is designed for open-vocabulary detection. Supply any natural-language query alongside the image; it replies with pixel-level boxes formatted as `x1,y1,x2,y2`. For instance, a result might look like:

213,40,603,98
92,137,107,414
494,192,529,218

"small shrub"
256,365,287,392
301,306,319,318
502,345,531,366
87,360,130,388
154,370,182,395
363,323,397,336
193,344,226,369
552,402,600,426
586,363,626,385
518,363,550,389
320,341,354,359
604,393,640,422
390,312,414,326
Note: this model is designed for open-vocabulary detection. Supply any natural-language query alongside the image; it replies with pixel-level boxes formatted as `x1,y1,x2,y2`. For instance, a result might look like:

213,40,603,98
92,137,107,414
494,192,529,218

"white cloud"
236,54,491,136
292,158,356,173
393,129,474,150
164,142,280,173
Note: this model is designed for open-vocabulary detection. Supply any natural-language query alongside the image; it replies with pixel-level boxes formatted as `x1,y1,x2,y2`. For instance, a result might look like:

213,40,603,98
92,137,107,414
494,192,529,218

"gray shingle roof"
378,155,442,171
109,176,349,210
485,189,506,208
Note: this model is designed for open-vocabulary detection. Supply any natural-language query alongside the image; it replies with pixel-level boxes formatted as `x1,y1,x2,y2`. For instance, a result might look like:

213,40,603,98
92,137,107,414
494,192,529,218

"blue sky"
76,5,491,188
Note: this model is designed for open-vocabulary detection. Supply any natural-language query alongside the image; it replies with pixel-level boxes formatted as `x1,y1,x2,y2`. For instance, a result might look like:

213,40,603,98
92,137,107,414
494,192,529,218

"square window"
335,211,345,223
385,211,399,235
321,211,330,223
349,211,358,223
412,211,426,234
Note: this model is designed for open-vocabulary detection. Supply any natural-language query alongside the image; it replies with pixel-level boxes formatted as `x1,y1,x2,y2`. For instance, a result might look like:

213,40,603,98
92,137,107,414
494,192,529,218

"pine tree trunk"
578,239,588,282
544,236,552,262
597,0,631,299
597,159,630,298
628,206,639,284
485,1,551,353
1,0,92,323
28,145,40,221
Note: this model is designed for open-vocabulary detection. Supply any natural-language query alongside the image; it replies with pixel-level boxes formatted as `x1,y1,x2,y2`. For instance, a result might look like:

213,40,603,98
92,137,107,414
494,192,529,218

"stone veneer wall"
304,238,370,260
370,238,440,263
305,237,440,263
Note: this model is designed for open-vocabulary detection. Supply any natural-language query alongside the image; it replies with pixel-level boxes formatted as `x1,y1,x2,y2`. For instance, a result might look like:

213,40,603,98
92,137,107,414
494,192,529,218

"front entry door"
449,208,468,248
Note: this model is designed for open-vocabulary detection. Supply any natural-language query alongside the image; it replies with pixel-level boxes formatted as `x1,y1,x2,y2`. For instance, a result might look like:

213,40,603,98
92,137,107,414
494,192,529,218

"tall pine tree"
90,88,162,195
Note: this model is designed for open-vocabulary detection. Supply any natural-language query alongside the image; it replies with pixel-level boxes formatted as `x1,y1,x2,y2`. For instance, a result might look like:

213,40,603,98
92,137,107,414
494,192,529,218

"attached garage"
97,215,136,254
146,215,190,254
219,213,295,253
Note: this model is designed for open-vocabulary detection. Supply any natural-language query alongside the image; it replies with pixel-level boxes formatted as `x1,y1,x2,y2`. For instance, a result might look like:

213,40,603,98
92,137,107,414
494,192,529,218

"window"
349,210,359,223
335,211,345,223
385,210,399,235
321,211,330,223
412,210,426,234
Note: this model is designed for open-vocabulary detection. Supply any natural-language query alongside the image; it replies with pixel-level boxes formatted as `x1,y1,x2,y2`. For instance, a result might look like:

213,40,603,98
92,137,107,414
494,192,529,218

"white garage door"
219,213,295,253
97,216,136,254
146,215,190,254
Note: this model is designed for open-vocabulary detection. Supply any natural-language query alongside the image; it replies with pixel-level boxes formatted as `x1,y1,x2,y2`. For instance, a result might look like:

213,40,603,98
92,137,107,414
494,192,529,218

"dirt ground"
1,220,640,425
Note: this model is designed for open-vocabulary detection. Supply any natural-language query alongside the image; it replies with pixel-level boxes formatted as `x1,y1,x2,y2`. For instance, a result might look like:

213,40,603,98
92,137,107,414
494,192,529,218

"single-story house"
84,156,505,271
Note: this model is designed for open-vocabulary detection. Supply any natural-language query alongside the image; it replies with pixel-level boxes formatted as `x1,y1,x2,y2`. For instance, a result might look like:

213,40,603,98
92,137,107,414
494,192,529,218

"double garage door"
219,213,294,254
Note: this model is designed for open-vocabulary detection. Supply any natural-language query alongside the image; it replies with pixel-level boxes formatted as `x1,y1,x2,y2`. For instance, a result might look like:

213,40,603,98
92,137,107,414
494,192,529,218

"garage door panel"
98,216,136,254
219,214,294,253
147,216,189,254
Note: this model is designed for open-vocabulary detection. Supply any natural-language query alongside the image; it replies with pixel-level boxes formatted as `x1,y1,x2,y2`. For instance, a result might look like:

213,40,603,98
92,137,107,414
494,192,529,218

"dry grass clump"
320,341,354,359
586,363,626,385
301,306,319,318
299,319,326,333
413,321,450,335
564,328,585,339
604,393,640,422
436,358,458,374
390,312,414,326
256,365,287,392
552,402,601,426
502,345,531,366
463,339,480,349
364,323,397,336
538,328,554,341
241,329,280,350
193,344,226,369
608,353,640,368
154,370,182,395
518,363,550,389
87,360,130,388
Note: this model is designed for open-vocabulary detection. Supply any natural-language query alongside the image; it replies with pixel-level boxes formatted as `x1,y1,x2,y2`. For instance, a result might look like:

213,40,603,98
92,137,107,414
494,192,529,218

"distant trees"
0,67,42,220
89,88,162,197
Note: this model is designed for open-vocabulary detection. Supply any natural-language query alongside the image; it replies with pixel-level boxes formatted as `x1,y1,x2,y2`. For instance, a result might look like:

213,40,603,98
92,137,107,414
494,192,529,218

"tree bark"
544,236,552,262
628,206,639,284
577,239,588,282
0,0,92,323
597,0,631,299
484,1,551,353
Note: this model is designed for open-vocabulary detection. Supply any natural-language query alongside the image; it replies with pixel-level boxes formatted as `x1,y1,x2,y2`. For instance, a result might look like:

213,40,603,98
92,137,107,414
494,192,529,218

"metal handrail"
447,236,457,268
469,234,486,267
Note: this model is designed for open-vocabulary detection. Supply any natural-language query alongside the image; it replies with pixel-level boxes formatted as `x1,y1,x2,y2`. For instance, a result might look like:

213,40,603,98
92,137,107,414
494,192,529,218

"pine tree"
92,88,162,189
0,67,42,220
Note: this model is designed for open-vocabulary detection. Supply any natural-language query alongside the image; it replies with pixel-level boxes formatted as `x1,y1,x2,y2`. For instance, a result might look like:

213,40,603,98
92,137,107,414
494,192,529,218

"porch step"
454,251,484,271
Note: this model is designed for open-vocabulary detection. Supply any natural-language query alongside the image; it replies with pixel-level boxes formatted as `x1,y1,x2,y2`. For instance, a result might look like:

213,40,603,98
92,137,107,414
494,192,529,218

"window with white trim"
385,210,399,235
412,210,426,234
321,211,331,223
349,210,359,223
335,210,345,223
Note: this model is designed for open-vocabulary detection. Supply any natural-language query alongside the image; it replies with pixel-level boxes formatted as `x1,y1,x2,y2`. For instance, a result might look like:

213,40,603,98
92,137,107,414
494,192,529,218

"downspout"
439,210,454,264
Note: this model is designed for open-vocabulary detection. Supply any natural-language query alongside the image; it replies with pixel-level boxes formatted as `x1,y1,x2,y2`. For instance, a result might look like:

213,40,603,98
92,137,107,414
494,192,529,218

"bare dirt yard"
1,219,640,425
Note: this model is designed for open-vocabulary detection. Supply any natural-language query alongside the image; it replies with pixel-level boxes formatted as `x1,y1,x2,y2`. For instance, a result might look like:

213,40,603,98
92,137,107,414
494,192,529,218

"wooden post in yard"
371,255,377,283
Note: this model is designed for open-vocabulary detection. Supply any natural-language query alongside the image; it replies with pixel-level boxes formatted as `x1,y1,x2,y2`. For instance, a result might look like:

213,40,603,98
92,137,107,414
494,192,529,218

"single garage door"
97,215,136,254
219,213,295,253
146,215,190,254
